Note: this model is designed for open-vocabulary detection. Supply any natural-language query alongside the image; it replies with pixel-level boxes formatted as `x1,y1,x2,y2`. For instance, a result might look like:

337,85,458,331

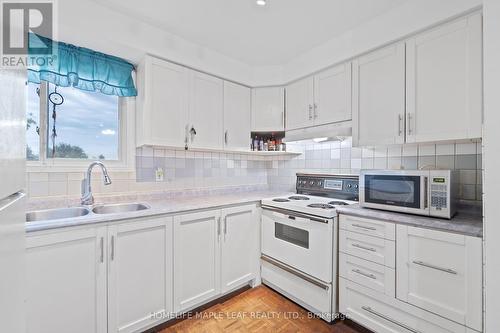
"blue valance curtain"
28,34,137,97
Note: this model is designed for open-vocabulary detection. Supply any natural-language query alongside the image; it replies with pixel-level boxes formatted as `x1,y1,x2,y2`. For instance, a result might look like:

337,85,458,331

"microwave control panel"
430,177,448,209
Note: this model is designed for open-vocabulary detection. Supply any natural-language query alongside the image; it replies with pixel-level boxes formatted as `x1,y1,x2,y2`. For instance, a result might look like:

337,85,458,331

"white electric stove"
260,173,359,322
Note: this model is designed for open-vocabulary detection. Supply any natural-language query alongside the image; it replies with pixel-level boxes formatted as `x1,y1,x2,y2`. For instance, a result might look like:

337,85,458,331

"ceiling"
92,0,409,66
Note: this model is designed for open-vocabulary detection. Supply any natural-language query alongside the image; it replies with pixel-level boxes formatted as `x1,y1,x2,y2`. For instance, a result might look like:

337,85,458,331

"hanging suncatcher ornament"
48,87,64,157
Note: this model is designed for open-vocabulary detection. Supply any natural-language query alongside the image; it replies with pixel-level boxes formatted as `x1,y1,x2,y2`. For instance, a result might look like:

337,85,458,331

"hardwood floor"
157,285,371,333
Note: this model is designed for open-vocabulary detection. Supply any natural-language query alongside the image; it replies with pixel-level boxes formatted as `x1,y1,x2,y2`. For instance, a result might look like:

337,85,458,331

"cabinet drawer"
339,253,395,297
340,214,395,240
339,230,395,268
340,278,467,333
396,225,483,332
261,259,332,321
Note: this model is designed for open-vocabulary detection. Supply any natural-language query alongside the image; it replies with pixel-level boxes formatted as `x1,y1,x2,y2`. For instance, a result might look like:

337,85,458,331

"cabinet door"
251,87,284,132
220,204,259,294
108,218,173,333
173,210,221,312
137,56,189,147
352,43,406,146
223,81,251,151
189,71,224,149
286,76,314,130
26,227,107,333
396,225,482,332
313,62,352,126
406,14,482,143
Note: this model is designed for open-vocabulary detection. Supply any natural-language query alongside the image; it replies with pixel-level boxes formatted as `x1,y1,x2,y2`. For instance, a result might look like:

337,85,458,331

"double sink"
26,203,150,223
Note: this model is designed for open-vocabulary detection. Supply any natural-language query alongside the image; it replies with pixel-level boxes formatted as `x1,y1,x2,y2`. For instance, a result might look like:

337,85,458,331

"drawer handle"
362,306,422,333
352,224,377,231
412,260,458,275
352,268,376,280
352,243,376,252
261,255,330,291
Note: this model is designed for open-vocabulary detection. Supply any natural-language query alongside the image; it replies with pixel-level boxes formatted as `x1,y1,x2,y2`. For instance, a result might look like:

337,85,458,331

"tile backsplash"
268,139,482,202
135,147,268,188
26,139,483,203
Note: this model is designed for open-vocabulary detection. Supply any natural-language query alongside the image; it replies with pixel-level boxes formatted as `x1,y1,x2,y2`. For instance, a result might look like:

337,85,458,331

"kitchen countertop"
26,190,287,233
336,204,483,238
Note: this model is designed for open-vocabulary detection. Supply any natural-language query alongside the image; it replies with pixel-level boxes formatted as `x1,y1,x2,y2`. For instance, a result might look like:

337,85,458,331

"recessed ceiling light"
256,0,267,6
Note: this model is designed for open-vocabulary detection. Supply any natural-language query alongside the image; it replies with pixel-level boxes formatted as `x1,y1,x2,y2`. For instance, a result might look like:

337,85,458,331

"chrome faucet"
81,161,112,205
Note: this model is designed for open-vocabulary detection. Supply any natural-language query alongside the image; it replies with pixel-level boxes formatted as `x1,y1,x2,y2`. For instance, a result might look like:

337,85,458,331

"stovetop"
262,174,359,219
261,194,357,219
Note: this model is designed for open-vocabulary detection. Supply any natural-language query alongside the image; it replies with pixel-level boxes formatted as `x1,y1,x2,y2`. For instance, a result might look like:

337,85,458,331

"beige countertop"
336,204,483,238
26,189,287,233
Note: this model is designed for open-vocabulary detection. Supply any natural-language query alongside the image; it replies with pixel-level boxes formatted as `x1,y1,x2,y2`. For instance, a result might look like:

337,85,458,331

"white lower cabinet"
339,213,483,333
26,227,107,333
107,218,173,333
26,203,260,333
340,279,467,333
173,205,259,312
173,209,221,312
396,225,483,332
220,205,259,293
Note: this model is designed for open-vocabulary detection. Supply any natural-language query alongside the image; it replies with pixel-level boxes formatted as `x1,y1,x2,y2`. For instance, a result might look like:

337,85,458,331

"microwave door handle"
424,176,429,209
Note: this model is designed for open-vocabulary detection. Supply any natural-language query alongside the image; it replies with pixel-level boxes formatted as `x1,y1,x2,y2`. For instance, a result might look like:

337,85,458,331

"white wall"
57,0,255,86
283,0,482,83
482,1,500,331
56,0,481,87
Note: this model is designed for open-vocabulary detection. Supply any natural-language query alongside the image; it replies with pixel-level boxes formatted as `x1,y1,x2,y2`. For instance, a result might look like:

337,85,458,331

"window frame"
26,81,135,172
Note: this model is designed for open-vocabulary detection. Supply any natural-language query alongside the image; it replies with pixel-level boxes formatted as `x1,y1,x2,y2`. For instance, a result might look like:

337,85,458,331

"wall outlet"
155,167,164,182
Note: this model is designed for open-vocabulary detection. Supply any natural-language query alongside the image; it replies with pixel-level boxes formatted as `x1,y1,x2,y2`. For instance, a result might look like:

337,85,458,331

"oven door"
261,207,333,283
360,172,429,215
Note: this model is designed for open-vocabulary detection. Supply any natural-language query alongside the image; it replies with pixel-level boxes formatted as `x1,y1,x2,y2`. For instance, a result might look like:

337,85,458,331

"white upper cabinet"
286,63,352,131
286,76,315,130
352,43,406,147
314,62,352,125
136,56,189,147
251,87,285,132
224,81,251,151
406,14,482,143
107,218,173,333
26,227,107,333
189,71,224,150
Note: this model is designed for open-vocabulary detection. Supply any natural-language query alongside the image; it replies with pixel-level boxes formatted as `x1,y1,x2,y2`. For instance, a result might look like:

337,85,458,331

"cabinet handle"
362,306,422,333
313,103,318,119
308,104,313,120
224,216,227,235
407,113,412,135
352,268,376,280
398,114,403,136
412,260,457,275
111,235,115,261
352,243,376,252
224,130,228,145
217,217,221,237
352,223,377,231
100,237,104,263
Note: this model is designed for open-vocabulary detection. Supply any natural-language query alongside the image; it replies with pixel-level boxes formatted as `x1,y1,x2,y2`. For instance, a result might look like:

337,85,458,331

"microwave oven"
359,170,458,219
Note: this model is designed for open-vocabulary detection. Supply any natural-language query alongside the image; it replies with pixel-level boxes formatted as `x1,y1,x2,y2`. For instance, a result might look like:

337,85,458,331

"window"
26,81,128,167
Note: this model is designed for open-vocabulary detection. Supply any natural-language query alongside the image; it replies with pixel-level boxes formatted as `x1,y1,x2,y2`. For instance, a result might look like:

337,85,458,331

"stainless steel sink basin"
26,207,91,222
92,203,150,215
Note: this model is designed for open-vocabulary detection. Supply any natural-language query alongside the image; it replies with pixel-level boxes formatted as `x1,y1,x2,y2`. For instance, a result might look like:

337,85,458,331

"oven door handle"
261,255,330,291
261,205,330,224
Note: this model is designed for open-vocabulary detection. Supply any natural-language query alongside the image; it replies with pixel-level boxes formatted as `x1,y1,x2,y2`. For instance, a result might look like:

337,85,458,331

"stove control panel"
296,174,359,200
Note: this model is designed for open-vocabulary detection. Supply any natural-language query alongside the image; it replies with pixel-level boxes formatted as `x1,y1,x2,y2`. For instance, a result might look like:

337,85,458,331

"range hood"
283,120,352,142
